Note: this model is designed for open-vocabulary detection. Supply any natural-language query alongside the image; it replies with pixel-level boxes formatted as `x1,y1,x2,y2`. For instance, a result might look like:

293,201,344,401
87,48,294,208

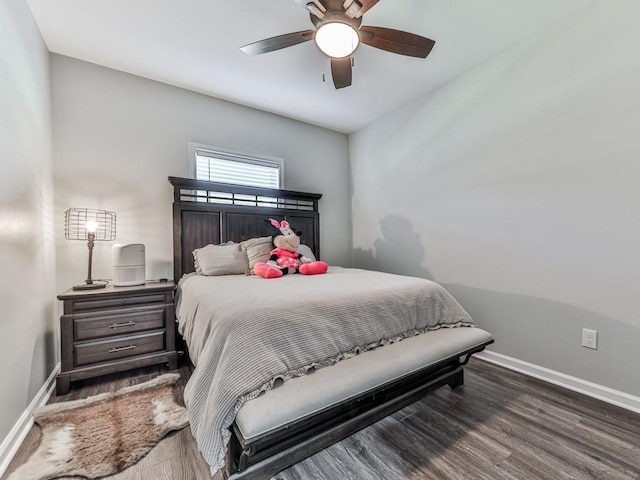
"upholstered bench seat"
235,326,493,442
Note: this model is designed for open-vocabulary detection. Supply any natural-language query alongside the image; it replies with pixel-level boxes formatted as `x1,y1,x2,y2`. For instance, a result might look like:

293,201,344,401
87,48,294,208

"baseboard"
474,351,640,415
0,363,60,478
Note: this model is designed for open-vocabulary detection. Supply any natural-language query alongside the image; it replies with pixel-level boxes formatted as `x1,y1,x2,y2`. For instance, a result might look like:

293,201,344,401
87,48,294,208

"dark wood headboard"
169,177,322,281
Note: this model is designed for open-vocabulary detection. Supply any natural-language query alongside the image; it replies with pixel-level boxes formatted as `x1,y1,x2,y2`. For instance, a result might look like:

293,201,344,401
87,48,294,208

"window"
189,142,284,189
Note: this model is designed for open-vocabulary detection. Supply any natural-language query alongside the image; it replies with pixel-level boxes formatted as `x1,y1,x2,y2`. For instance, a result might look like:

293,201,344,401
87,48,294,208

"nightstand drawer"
72,293,166,312
74,307,165,341
75,331,165,366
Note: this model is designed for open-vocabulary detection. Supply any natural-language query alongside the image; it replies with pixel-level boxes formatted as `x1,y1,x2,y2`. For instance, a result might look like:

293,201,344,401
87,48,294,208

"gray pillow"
240,236,274,274
193,242,248,276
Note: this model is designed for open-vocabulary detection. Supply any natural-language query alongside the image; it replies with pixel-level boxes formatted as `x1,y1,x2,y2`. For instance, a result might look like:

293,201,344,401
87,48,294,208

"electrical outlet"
582,328,598,350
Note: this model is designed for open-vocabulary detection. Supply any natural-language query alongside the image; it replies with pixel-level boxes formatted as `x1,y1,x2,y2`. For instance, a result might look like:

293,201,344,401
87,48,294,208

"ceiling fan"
240,0,436,89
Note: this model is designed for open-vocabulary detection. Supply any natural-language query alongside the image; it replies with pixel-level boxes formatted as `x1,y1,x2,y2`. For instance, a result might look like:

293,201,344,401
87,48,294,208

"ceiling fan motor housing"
310,11,362,31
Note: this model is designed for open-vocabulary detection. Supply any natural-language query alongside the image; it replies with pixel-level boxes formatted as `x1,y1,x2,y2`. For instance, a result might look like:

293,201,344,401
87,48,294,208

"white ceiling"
27,0,593,133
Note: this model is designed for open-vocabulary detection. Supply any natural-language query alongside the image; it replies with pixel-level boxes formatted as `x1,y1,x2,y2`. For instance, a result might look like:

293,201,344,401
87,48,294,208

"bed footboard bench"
225,327,494,480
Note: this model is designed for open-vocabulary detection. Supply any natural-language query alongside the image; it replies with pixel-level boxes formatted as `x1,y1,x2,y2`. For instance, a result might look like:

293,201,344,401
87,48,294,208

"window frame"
188,142,285,190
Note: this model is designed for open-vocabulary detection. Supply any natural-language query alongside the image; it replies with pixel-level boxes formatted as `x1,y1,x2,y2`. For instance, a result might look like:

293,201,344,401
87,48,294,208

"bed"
169,176,494,479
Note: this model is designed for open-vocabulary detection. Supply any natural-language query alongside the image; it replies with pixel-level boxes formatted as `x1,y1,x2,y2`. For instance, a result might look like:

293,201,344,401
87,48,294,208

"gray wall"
0,0,57,443
350,1,640,396
51,55,351,292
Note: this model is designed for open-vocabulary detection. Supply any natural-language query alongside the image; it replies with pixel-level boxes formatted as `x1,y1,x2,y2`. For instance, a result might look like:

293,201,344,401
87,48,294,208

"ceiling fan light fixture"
315,22,359,58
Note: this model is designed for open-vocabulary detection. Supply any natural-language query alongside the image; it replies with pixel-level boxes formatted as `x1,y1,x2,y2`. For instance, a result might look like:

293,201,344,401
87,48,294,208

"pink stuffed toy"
253,218,328,279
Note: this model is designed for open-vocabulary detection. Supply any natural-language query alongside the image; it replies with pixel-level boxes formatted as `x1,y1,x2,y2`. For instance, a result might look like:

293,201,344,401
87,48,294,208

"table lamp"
64,208,116,290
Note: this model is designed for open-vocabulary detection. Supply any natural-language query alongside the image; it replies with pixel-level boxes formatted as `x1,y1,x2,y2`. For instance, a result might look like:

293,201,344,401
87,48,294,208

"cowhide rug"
8,373,189,480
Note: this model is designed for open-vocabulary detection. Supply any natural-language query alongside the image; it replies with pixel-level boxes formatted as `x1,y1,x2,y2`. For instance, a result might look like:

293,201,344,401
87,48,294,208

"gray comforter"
176,267,474,473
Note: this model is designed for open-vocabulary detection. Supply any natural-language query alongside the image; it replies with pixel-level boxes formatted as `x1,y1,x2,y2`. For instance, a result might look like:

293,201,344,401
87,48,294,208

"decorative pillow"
240,236,273,273
193,242,248,276
297,244,316,262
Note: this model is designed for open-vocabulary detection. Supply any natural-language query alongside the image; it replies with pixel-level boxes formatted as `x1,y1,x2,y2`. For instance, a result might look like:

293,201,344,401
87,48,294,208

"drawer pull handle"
109,321,137,329
108,345,137,353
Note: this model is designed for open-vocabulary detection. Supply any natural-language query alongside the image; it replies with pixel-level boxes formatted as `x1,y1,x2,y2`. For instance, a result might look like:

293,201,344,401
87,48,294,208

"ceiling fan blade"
359,26,435,58
331,57,352,89
240,30,315,55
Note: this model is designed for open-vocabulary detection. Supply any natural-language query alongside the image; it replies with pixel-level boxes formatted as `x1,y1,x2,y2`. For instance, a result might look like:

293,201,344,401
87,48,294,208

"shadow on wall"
352,215,433,280
29,316,57,399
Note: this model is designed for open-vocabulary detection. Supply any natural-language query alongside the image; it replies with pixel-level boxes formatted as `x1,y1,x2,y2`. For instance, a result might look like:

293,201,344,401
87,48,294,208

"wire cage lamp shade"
64,208,116,290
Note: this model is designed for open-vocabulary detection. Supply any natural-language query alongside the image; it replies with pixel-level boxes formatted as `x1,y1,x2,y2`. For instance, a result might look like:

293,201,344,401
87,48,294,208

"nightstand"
56,282,178,395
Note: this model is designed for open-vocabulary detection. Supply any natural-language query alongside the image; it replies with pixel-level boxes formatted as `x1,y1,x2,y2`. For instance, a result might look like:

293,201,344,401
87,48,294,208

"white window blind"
189,142,283,189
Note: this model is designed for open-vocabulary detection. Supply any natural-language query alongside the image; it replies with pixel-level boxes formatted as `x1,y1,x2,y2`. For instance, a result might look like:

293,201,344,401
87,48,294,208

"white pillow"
193,242,248,276
297,244,316,262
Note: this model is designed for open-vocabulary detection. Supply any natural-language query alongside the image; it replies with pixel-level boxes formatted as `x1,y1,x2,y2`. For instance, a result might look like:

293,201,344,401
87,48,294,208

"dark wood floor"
3,358,639,480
